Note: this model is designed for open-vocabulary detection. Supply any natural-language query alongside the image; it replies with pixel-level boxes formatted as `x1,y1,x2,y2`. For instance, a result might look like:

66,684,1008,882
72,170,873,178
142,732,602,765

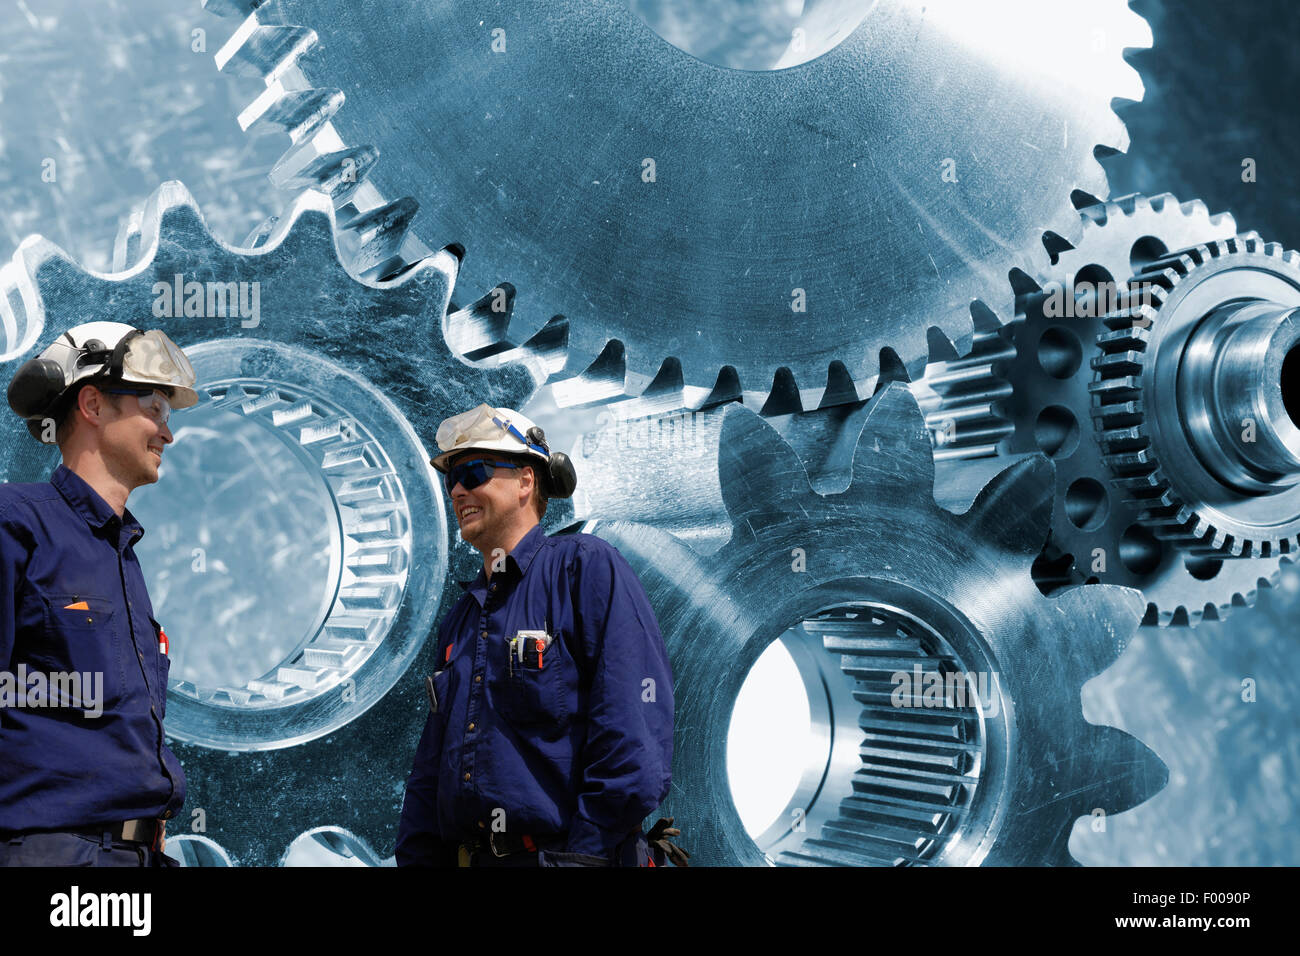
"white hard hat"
7,321,198,439
430,403,550,473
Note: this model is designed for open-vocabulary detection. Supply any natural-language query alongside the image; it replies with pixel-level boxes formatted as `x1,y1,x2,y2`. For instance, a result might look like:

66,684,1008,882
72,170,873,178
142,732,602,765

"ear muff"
524,424,577,499
546,450,578,499
7,357,68,421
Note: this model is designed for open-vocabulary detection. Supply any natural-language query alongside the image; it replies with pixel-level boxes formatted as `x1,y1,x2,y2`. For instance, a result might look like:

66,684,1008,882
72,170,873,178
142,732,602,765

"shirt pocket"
498,630,569,728
33,592,119,679
149,616,171,708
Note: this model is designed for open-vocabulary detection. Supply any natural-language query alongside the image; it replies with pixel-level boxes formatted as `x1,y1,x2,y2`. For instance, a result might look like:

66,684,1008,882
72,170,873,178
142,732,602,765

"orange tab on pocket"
63,601,90,611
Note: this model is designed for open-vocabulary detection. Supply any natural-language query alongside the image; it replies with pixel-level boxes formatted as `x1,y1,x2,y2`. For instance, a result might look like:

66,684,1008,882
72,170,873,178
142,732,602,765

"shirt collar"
51,464,145,540
456,522,547,590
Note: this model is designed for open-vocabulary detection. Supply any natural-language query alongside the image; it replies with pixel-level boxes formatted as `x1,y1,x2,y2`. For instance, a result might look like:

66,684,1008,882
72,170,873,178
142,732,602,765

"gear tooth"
1120,1,1155,47
1147,193,1178,213
760,367,805,416
216,21,316,81
111,204,147,272
340,197,420,281
637,357,683,399
874,347,912,392
1222,533,1245,558
716,404,805,527
201,0,262,17
1124,194,1151,215
970,299,1004,334
552,340,627,407
963,456,1055,560
141,180,205,232
515,314,569,378
701,366,742,409
819,361,861,409
241,86,346,144
1009,267,1041,298
1089,725,1169,810
1207,210,1238,234
273,145,380,206
844,384,935,504
444,282,514,361
0,246,49,361
926,326,960,364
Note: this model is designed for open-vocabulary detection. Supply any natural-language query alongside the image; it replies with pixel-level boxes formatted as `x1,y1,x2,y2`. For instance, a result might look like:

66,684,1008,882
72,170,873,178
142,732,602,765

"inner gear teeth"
772,607,993,867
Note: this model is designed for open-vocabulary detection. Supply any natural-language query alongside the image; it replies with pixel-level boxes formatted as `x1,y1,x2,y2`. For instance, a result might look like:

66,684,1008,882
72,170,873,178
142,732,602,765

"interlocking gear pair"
9,0,1293,865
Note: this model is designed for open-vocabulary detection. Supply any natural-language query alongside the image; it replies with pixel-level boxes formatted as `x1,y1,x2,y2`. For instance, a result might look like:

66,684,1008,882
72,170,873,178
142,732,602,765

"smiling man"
0,321,197,866
396,403,681,867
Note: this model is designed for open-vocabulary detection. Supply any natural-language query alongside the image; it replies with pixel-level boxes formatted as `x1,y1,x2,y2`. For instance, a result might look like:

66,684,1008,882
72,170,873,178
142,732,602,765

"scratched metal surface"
0,0,285,269
0,0,1295,865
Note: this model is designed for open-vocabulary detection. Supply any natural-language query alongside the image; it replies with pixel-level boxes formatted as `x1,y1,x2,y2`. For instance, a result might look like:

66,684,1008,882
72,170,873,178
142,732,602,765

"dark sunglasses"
444,458,522,494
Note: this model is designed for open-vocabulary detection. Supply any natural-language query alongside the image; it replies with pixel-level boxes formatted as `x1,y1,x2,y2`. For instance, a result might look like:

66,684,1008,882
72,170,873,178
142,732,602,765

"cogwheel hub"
1094,236,1300,559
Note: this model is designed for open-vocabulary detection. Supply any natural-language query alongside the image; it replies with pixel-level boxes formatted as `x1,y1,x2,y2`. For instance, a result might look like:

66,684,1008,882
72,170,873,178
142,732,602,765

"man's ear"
520,461,537,505
76,384,105,429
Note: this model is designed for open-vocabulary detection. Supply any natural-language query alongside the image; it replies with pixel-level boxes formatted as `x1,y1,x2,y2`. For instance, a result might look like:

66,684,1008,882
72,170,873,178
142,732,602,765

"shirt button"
464,772,471,782
468,722,475,731
478,820,486,829
474,675,482,683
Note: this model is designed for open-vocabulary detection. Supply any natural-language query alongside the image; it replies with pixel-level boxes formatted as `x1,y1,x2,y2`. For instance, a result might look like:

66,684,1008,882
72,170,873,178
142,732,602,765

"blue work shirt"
0,464,185,831
395,523,673,863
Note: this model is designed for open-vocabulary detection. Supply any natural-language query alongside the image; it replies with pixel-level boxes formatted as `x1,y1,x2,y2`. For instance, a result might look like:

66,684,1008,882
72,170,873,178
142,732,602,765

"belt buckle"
120,819,152,843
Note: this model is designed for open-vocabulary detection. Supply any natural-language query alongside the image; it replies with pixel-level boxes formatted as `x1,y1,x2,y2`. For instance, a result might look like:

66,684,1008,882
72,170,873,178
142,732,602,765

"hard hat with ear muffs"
431,403,577,499
7,321,198,442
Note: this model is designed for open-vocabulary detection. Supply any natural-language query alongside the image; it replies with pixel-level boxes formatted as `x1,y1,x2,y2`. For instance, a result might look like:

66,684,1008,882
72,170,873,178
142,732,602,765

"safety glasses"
103,387,174,426
443,458,521,494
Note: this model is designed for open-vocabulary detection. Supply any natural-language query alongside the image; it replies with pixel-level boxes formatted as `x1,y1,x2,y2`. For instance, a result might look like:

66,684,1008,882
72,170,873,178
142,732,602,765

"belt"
1,819,165,850
73,819,165,848
457,831,557,866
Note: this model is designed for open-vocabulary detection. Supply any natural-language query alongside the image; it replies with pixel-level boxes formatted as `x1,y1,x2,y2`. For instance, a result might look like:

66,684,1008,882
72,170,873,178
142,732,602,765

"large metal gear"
0,181,573,863
584,384,1167,865
202,0,1151,403
923,194,1296,625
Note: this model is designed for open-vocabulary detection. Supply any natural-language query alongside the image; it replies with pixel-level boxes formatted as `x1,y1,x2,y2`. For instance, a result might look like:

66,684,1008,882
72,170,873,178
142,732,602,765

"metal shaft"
1179,302,1300,492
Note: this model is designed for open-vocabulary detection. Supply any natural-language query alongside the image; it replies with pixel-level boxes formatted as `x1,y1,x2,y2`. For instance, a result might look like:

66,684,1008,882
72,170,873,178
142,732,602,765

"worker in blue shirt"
0,321,198,866
395,403,682,866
